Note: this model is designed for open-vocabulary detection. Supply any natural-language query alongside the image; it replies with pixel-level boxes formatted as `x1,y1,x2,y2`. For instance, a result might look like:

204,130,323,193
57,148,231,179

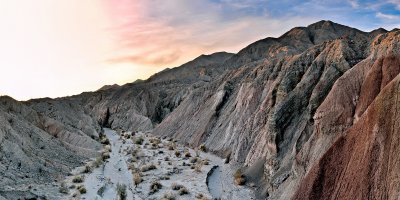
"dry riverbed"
60,128,255,200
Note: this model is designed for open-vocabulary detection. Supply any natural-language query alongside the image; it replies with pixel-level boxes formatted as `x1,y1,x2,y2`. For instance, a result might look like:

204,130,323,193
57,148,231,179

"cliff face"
2,20,400,199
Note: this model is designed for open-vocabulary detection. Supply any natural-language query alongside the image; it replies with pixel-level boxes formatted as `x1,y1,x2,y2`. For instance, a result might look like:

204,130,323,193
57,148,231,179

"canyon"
1,20,400,199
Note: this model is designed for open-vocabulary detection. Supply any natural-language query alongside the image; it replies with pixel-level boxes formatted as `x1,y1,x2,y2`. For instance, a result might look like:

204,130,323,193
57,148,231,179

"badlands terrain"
1,20,400,199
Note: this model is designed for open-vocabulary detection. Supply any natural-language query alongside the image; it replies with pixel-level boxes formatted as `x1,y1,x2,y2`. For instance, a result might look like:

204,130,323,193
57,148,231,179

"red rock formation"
294,64,400,200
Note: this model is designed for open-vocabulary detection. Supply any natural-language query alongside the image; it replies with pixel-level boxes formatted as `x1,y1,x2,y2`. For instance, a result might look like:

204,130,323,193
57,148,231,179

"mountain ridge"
1,20,400,199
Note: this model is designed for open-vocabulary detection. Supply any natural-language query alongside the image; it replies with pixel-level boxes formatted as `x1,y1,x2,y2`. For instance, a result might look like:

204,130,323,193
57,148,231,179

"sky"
0,0,399,100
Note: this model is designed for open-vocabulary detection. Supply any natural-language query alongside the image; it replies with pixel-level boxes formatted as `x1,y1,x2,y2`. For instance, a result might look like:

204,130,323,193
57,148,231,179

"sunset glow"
0,0,399,100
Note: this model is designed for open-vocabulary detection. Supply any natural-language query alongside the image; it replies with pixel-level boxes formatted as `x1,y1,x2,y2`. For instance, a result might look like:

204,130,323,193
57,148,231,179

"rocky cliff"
1,20,400,199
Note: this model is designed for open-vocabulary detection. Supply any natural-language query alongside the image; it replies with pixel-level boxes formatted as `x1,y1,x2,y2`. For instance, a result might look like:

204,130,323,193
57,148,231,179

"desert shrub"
189,157,198,164
100,138,110,145
162,192,176,200
131,148,141,157
184,152,191,158
92,156,104,168
195,193,209,199
104,145,112,152
164,156,170,161
160,175,170,180
168,142,176,150
174,151,181,157
82,165,92,173
149,137,161,145
199,144,207,152
141,164,157,172
116,183,127,200
194,162,203,172
129,165,140,174
178,187,189,195
102,152,110,161
77,185,87,194
171,183,184,190
149,181,162,194
135,137,144,145
59,182,69,194
72,175,84,183
233,169,246,185
133,173,142,186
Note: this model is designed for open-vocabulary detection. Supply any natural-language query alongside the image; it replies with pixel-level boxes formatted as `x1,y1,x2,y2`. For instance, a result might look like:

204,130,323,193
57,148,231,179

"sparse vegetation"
100,137,110,145
59,182,69,194
184,151,191,158
116,183,127,200
234,169,246,185
160,175,170,180
189,157,198,163
171,183,184,190
162,192,176,200
174,151,181,157
133,173,142,186
72,175,84,183
195,193,209,199
82,165,92,173
178,187,189,195
199,144,207,152
102,152,110,161
104,145,112,152
149,181,162,194
77,185,87,194
140,164,157,172
135,137,144,145
92,156,104,168
194,162,203,172
149,137,161,145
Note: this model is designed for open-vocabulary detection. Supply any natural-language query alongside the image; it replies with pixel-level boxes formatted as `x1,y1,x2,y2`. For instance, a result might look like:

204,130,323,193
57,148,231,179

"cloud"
103,0,316,68
101,0,400,68
348,0,359,8
108,50,181,66
388,0,400,10
376,12,400,20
